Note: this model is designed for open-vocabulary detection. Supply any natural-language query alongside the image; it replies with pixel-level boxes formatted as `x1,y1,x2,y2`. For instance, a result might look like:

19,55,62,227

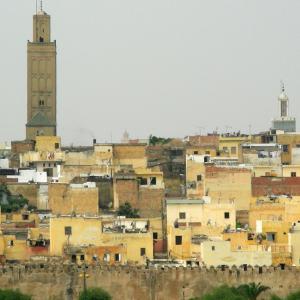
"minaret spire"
281,80,285,92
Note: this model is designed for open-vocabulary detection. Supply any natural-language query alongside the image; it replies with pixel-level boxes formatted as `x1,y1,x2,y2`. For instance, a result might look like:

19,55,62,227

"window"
231,147,237,155
55,143,60,149
282,145,289,153
211,246,215,251
223,147,228,152
39,100,45,106
138,177,147,186
64,226,72,236
140,248,146,256
80,255,85,261
150,177,157,185
153,232,158,240
8,240,14,247
205,151,210,155
22,214,29,220
175,236,182,245
266,232,276,242
39,36,44,42
103,253,110,262
291,172,297,177
43,163,46,167
224,212,230,219
194,151,198,155
179,212,186,219
197,175,202,181
115,253,121,262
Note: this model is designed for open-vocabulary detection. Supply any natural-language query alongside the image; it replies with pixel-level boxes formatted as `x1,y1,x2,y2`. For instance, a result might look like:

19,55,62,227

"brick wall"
115,179,163,218
252,177,300,196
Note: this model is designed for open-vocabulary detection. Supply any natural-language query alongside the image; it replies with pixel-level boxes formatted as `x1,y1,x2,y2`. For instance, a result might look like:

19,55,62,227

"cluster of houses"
1,129,300,268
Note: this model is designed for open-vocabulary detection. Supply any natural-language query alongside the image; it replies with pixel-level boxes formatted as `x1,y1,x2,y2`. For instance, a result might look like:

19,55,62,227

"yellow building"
166,199,236,229
185,155,207,199
48,183,99,215
289,222,300,266
50,216,153,265
218,135,250,159
200,240,272,267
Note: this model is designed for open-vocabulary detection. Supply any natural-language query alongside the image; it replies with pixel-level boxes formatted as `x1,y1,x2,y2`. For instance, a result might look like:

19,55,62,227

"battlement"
0,263,299,300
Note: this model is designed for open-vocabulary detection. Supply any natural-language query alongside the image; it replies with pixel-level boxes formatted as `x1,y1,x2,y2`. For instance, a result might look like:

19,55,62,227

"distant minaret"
279,82,288,117
26,1,57,140
272,82,296,132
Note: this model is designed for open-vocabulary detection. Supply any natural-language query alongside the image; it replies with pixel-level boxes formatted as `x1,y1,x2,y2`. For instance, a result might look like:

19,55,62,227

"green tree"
271,291,300,300
237,282,270,300
79,287,111,300
286,291,300,300
117,202,140,218
0,289,31,300
198,285,247,300
149,135,172,146
0,184,30,213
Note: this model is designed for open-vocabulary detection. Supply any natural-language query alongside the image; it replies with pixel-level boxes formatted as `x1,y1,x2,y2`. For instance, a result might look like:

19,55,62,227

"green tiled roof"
27,112,55,127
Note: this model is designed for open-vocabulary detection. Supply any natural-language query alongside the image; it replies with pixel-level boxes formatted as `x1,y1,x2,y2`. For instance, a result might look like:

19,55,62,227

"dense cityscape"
1,2,300,300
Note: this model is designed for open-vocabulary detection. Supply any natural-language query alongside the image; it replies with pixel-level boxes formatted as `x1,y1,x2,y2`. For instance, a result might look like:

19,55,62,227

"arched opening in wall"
39,36,44,42
259,266,263,274
280,263,285,270
71,255,76,263
243,264,247,271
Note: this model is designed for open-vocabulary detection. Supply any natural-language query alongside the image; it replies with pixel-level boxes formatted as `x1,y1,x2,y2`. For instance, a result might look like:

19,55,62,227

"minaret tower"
279,82,288,118
271,82,296,132
26,1,57,140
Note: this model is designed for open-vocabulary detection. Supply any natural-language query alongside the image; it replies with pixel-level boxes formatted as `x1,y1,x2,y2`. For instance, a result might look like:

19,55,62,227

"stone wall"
1,264,300,300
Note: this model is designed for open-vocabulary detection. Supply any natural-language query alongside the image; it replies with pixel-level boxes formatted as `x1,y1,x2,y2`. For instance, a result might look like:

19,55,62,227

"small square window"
55,143,59,149
150,177,157,185
224,212,230,219
291,172,297,177
179,212,186,219
115,253,121,262
197,175,202,181
80,255,85,261
283,145,289,153
194,151,198,155
175,236,182,245
65,226,72,235
140,248,146,256
153,232,158,240
212,246,215,251
138,177,148,185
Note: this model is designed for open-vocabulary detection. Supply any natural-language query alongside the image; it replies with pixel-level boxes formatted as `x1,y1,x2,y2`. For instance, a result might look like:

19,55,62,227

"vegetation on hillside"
0,184,30,213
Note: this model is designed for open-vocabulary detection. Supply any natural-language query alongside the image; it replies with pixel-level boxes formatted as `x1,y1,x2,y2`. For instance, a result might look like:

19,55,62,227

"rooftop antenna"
40,0,43,12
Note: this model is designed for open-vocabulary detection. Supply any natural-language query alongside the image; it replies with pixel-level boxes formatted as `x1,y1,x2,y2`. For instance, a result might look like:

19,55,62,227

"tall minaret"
271,82,296,132
26,1,57,140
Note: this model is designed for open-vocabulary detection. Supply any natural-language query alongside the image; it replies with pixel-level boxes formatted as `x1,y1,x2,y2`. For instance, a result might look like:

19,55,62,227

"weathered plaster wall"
1,264,300,300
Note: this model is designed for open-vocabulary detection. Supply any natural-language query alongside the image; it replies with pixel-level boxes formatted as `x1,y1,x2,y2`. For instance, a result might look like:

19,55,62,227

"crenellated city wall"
1,263,300,300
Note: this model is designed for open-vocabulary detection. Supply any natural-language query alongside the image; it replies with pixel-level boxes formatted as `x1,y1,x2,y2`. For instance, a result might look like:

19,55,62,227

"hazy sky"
0,0,299,145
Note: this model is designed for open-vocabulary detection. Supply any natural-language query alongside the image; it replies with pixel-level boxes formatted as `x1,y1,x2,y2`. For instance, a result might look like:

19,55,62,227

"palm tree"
237,282,270,300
